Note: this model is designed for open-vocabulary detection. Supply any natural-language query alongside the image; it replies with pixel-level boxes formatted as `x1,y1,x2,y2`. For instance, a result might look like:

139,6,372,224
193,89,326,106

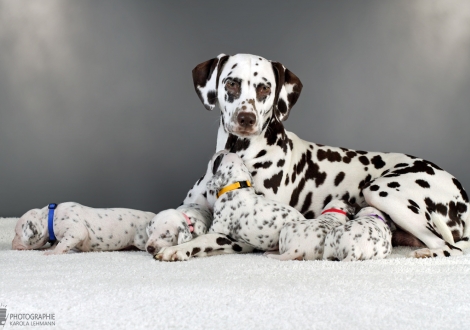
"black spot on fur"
358,156,369,165
334,172,345,186
300,192,313,214
452,178,469,202
317,149,342,162
371,155,386,169
191,247,201,256
264,171,283,194
303,211,315,219
370,185,380,191
207,90,217,105
216,237,232,246
277,99,287,114
253,161,273,169
323,195,333,208
387,182,400,188
415,179,430,188
255,150,267,158
379,191,388,197
394,163,408,168
233,244,243,252
277,159,285,167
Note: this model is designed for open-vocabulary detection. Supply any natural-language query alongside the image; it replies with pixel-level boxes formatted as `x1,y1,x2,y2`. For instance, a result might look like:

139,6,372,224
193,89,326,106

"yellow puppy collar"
217,181,252,198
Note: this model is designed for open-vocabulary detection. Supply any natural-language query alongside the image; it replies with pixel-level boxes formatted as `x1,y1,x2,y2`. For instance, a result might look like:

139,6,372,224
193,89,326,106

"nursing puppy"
323,206,392,261
145,203,212,255
12,202,156,254
266,200,355,261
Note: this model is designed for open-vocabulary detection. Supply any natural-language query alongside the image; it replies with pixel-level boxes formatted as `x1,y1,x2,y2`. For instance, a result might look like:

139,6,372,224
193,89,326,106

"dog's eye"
256,84,271,101
225,79,240,90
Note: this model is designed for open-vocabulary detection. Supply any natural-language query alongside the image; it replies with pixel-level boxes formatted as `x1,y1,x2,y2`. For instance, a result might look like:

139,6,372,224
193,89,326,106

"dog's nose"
237,112,256,129
147,245,155,254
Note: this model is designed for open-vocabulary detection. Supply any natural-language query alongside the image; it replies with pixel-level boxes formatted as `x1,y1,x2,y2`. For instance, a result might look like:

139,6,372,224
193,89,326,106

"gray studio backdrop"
1,0,469,217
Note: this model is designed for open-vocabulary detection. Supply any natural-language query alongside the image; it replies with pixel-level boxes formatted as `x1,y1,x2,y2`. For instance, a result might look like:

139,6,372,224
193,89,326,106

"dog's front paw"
155,247,190,262
408,248,432,258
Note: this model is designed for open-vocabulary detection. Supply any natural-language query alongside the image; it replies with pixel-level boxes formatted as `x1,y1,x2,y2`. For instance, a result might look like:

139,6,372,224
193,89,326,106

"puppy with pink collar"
145,203,212,255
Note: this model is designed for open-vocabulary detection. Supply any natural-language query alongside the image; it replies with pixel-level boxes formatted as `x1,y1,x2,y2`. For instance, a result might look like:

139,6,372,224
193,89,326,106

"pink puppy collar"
182,213,194,233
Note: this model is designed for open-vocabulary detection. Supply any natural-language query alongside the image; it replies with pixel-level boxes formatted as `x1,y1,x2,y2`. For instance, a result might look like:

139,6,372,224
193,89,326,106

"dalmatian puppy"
157,53,469,261
266,199,355,261
145,203,212,255
323,207,392,261
155,151,308,261
12,202,155,254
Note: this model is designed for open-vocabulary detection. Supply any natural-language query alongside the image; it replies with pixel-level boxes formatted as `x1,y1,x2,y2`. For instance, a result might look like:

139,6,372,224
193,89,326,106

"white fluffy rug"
1,217,469,329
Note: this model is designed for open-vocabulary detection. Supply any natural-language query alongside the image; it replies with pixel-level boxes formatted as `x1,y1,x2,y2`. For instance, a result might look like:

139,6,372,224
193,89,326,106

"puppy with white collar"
266,199,355,261
145,203,212,255
12,202,156,254
323,206,392,261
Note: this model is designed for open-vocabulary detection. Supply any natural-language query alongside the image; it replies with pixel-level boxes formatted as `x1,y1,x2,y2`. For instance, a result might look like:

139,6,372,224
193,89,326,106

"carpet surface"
1,217,469,329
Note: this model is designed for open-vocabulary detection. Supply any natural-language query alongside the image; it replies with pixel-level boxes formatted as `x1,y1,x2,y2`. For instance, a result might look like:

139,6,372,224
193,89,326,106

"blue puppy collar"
48,203,58,244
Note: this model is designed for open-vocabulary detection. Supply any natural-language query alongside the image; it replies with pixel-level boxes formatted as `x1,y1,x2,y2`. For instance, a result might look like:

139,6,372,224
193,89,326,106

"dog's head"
12,208,49,250
206,151,253,206
145,209,193,255
193,53,302,138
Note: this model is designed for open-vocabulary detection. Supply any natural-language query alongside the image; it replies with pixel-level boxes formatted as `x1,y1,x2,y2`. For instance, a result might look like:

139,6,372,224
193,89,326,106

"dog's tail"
432,211,470,250
455,212,470,250
265,251,303,261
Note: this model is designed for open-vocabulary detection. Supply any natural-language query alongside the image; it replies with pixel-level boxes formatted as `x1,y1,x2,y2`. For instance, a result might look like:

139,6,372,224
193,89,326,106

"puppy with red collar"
323,206,392,261
266,200,355,261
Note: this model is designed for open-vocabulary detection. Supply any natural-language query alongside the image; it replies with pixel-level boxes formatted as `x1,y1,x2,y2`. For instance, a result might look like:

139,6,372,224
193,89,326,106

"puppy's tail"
265,251,303,261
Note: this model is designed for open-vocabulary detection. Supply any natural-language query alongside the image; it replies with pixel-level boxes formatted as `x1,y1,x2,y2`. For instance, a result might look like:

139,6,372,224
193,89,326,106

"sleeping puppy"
12,202,155,254
266,199,355,260
323,206,392,261
145,203,212,255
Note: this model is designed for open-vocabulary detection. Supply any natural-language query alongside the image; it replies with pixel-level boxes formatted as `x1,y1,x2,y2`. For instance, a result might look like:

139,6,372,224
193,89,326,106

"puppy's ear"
177,224,193,245
192,54,230,111
270,61,303,122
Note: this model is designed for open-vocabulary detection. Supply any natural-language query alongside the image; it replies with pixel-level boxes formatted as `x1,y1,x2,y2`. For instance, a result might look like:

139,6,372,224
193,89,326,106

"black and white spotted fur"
12,202,155,254
266,200,355,261
156,151,306,261
145,203,212,255
157,53,469,261
323,207,392,261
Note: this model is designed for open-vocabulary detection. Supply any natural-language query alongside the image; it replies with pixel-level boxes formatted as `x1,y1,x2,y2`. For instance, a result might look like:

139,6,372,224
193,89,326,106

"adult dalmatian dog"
156,53,469,261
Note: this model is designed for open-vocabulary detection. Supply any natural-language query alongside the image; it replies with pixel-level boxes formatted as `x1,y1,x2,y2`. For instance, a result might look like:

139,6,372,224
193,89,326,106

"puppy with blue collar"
12,202,156,254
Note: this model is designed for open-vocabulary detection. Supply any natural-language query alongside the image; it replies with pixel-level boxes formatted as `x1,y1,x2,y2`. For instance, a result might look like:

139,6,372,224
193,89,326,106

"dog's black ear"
192,54,230,111
270,61,303,121
212,154,225,175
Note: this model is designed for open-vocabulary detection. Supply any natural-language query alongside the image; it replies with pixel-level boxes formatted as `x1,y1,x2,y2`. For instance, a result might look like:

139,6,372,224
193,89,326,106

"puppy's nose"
147,245,155,254
237,112,256,129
